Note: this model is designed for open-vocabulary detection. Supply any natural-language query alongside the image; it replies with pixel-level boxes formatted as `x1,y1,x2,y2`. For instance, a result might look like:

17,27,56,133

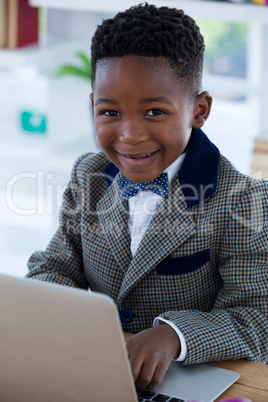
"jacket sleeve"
26,154,89,289
158,179,268,365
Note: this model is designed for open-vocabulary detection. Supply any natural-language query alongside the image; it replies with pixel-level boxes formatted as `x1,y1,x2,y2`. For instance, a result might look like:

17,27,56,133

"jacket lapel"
97,172,132,272
178,128,220,208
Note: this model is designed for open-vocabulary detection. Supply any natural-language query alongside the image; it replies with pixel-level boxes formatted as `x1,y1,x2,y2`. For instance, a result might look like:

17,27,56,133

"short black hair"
91,3,205,96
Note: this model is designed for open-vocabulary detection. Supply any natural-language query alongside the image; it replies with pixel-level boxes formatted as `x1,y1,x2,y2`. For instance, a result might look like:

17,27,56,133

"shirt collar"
163,152,186,185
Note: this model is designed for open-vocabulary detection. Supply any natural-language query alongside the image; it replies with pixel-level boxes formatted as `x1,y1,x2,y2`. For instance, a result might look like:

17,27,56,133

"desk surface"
124,332,268,401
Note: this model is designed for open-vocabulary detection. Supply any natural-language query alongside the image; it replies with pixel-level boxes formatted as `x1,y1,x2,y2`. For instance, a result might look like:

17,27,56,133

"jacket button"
120,309,133,323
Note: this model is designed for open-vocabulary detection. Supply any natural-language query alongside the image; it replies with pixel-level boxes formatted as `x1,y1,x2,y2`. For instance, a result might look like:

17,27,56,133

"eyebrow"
95,98,118,106
95,96,172,106
139,97,172,105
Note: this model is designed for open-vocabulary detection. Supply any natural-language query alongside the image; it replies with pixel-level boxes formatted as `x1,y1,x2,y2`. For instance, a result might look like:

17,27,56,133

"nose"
119,118,149,145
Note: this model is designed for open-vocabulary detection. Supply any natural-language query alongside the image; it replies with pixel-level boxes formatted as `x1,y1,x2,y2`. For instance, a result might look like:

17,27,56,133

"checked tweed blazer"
27,129,268,365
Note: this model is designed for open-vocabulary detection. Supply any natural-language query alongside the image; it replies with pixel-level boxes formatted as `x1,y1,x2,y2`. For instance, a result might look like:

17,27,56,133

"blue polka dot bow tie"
118,172,169,201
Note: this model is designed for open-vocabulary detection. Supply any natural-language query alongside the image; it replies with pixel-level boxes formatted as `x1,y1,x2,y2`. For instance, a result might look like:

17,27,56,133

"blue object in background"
20,111,47,135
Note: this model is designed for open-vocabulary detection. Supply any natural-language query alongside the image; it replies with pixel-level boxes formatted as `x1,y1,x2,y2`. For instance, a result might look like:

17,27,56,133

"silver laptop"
0,274,239,402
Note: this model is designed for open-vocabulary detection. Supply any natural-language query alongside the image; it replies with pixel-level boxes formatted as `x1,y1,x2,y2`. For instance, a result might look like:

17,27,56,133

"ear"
89,92,94,109
192,91,212,129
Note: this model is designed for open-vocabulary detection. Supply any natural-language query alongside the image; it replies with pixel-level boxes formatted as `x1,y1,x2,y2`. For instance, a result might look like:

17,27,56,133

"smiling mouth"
121,150,158,160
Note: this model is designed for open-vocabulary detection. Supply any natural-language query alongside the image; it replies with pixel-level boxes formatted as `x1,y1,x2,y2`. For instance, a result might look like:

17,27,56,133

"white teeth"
127,153,153,159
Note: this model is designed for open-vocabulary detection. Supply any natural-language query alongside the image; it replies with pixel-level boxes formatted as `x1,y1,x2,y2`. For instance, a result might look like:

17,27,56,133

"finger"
135,363,153,390
146,361,168,389
127,347,145,382
135,357,160,390
127,336,155,383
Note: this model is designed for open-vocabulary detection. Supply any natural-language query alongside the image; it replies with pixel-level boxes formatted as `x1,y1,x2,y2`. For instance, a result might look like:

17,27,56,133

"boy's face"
91,55,206,182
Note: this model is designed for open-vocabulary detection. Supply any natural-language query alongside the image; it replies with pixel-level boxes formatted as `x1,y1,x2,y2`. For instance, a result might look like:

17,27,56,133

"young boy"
27,3,268,391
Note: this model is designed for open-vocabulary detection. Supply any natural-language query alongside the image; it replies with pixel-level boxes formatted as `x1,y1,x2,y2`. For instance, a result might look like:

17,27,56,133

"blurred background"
0,0,268,277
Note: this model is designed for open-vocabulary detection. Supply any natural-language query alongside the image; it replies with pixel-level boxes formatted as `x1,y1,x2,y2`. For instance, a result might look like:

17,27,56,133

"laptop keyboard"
137,389,185,401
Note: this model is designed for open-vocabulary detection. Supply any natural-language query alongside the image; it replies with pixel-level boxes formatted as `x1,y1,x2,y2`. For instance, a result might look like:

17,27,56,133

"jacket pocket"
156,249,210,275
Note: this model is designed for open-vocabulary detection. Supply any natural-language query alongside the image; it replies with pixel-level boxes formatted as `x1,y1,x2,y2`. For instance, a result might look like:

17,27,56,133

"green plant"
54,51,91,83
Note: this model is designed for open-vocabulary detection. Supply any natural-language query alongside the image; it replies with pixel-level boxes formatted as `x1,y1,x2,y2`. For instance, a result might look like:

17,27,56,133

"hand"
126,324,181,390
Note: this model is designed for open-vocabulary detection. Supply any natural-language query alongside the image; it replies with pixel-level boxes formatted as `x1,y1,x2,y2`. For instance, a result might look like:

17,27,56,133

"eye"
102,110,120,117
146,109,165,116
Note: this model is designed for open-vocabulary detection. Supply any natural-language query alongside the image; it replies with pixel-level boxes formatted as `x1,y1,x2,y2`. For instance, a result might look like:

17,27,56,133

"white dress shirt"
127,153,187,361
